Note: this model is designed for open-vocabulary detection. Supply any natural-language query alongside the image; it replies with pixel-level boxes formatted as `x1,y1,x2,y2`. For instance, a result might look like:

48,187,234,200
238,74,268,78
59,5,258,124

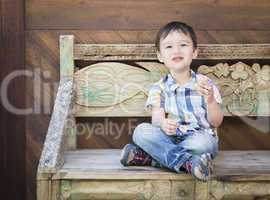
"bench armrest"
37,77,74,174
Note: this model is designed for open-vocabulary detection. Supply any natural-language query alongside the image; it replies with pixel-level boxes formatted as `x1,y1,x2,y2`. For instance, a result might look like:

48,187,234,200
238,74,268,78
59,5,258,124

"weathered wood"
74,61,270,117
50,149,270,199
36,180,51,200
59,180,173,200
209,180,270,200
171,181,195,200
1,1,25,200
26,0,270,30
198,62,270,116
51,180,60,200
37,78,74,174
26,30,270,45
56,178,270,200
64,113,77,150
213,151,270,181
74,61,167,117
74,44,270,60
52,149,270,181
53,149,191,180
60,35,74,78
194,181,209,200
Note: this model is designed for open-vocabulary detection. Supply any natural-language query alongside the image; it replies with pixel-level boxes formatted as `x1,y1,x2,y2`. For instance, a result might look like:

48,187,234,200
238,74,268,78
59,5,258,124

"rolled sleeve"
145,84,165,111
212,84,222,104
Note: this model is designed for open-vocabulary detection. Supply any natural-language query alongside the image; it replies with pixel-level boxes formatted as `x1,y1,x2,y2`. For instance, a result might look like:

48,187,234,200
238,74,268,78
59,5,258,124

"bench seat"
37,37,270,200
54,150,270,181
49,150,270,200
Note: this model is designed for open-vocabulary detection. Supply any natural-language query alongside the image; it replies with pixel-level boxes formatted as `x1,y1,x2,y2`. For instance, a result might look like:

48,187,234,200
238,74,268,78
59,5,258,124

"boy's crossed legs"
120,123,218,181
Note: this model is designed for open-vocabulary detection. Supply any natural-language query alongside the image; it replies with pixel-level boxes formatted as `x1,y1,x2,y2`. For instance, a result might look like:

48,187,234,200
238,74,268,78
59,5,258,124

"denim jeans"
133,123,218,173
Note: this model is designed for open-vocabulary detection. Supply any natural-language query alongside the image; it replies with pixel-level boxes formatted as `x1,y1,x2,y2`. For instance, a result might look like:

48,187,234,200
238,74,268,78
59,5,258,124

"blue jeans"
133,123,218,173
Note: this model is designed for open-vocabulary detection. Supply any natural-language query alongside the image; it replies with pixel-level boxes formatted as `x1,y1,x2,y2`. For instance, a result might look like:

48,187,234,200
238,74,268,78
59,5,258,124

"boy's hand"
196,76,215,104
161,118,179,135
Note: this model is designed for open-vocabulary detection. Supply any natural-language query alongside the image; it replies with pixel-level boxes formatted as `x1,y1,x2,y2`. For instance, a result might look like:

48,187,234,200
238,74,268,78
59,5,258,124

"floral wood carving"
198,62,270,116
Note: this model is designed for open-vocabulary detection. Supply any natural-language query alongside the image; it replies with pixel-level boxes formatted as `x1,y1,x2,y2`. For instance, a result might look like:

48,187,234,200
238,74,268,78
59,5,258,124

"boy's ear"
157,51,163,63
192,48,198,59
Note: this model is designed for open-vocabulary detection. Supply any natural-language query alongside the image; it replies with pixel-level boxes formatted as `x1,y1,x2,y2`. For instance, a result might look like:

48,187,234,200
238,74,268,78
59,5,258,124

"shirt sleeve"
145,83,165,110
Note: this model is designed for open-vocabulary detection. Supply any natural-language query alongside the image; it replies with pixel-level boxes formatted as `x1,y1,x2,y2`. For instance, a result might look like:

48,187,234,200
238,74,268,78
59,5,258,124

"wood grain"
53,149,270,181
0,0,25,200
26,0,270,30
74,44,270,60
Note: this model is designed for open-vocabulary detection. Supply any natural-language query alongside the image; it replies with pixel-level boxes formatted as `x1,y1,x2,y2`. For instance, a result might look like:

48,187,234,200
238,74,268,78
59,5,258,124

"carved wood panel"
74,61,270,117
198,62,270,116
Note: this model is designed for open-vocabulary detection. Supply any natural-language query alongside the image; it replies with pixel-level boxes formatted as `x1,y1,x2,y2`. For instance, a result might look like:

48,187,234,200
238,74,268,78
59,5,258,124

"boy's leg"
178,131,218,181
179,131,218,158
132,123,193,172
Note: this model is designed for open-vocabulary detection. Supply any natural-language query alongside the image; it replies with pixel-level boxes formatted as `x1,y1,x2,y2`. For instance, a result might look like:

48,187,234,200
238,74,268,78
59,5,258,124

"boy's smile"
157,31,198,75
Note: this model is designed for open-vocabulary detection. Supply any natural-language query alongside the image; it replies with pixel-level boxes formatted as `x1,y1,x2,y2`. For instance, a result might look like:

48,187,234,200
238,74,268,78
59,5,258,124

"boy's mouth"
172,56,184,62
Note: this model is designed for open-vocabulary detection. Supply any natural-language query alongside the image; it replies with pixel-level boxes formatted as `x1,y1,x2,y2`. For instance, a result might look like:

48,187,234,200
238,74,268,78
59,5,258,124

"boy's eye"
180,44,187,47
166,45,172,49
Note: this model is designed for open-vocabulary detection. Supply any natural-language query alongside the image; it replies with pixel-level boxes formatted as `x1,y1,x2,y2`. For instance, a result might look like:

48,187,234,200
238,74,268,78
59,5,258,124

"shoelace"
133,148,151,165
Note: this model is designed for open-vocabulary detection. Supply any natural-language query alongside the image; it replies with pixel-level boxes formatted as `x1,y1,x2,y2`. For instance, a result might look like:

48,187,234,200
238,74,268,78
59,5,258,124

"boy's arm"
196,75,224,127
206,100,223,127
151,107,166,127
152,107,179,135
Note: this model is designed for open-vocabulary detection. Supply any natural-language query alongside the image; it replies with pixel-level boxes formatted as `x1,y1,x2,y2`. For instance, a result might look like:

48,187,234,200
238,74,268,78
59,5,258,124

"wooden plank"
74,43,270,60
26,0,270,30
213,151,270,181
59,180,172,200
38,78,74,173
1,0,25,200
76,117,149,149
218,117,270,150
51,180,60,200
210,180,270,199
52,149,270,181
53,149,192,180
26,30,270,45
60,35,74,78
36,180,51,200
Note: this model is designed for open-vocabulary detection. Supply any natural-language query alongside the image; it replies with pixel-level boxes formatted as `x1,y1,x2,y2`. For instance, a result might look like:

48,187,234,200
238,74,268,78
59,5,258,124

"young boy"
120,21,223,181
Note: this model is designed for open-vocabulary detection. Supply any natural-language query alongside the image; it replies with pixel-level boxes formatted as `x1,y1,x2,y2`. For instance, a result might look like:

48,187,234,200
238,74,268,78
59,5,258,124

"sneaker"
120,144,152,166
183,153,212,182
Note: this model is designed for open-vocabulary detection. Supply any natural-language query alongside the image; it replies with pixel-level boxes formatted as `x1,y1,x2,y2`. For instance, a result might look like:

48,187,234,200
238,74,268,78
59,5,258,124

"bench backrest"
60,35,270,118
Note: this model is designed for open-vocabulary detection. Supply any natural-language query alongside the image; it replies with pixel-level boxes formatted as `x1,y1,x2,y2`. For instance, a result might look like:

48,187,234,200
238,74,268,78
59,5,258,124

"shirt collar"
166,70,197,91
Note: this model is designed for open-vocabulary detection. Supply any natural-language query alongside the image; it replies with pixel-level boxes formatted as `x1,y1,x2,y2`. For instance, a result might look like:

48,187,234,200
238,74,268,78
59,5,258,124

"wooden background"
1,0,270,199
1,0,25,199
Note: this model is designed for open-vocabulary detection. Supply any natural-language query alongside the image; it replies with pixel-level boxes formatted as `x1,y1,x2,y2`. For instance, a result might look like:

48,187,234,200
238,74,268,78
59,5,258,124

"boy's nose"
173,46,181,54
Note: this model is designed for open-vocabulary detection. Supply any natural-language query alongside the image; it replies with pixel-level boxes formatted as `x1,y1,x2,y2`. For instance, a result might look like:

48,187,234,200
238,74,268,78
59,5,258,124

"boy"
120,21,223,181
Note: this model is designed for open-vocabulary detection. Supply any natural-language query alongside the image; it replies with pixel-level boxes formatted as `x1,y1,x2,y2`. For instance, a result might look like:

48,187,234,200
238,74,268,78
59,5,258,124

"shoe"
120,144,152,166
183,153,212,182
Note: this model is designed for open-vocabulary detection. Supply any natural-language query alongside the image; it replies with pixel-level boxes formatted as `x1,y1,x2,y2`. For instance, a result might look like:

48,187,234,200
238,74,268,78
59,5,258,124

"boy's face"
157,31,198,74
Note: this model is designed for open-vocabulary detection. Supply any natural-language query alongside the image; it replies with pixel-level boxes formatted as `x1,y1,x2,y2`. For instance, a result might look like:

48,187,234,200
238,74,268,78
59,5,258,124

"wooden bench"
37,35,270,200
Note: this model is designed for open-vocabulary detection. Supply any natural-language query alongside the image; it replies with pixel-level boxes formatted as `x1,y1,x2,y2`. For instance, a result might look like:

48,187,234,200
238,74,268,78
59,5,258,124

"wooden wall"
0,0,25,199
25,1,270,200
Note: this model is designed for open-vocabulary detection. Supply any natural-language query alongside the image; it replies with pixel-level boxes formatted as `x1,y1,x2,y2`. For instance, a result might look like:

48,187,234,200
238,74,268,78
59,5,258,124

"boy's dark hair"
155,21,197,51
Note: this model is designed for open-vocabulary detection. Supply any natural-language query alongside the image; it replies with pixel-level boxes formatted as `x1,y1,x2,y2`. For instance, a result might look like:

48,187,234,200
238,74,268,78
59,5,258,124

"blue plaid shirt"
145,70,222,136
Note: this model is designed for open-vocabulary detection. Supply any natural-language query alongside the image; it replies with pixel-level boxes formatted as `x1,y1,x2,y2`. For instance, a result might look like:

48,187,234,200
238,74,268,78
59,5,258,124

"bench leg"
37,180,51,200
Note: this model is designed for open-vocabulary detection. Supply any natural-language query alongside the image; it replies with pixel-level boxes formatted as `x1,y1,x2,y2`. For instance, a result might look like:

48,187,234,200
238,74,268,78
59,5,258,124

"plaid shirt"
145,70,222,135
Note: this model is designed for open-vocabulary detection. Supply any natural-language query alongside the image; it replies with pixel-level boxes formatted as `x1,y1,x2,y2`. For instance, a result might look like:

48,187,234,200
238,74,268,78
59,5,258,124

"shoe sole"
120,144,134,166
191,155,211,182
